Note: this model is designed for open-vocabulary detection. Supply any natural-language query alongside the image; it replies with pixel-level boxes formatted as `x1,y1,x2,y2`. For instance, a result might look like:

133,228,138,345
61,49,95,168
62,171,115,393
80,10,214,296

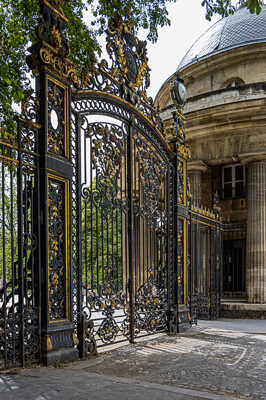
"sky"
144,0,220,98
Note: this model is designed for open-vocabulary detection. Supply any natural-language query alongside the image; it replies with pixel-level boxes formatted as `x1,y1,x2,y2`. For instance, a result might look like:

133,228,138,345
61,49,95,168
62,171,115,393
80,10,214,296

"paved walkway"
198,319,266,334
0,319,265,400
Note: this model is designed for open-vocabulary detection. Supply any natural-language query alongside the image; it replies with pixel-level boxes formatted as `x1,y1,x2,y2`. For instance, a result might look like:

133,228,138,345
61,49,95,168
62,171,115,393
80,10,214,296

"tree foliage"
202,0,263,20
0,0,264,129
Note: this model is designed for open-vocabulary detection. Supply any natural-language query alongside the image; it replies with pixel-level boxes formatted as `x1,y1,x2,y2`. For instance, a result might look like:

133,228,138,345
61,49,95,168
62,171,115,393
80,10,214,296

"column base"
178,306,191,332
43,348,79,366
42,326,79,366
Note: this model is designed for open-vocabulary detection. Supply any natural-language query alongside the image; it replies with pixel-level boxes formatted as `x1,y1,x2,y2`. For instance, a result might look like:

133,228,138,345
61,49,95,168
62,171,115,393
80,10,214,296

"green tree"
202,0,263,20
0,0,264,129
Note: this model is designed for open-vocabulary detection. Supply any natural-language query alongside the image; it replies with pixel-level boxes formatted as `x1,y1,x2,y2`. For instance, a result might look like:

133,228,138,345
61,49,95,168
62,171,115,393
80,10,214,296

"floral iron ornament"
106,15,151,104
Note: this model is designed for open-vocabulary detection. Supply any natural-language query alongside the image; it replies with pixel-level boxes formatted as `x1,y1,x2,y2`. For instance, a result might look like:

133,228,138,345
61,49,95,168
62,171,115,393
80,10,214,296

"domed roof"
178,5,266,71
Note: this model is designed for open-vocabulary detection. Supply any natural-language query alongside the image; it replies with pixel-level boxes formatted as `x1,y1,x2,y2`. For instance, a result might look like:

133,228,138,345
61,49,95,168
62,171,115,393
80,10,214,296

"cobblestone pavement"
0,320,266,400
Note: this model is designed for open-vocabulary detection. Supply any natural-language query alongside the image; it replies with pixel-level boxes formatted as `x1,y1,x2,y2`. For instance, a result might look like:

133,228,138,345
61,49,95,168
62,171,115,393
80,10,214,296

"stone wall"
155,41,266,307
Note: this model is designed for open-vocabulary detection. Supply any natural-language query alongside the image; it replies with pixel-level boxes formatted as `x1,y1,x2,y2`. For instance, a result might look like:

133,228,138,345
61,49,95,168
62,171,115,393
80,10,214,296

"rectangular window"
222,164,245,199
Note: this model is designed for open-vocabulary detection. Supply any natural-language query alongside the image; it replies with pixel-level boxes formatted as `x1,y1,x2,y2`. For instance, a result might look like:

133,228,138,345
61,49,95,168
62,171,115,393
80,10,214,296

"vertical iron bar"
30,176,34,308
138,153,141,290
76,113,84,358
90,138,93,290
115,206,118,290
101,187,104,285
111,189,114,288
96,168,99,291
168,154,178,335
10,163,15,363
189,206,193,323
2,160,7,367
118,144,123,292
134,140,138,297
34,134,42,364
127,119,134,344
124,130,128,300
24,175,28,307
17,122,24,367
195,222,198,294
85,198,88,289
107,218,109,276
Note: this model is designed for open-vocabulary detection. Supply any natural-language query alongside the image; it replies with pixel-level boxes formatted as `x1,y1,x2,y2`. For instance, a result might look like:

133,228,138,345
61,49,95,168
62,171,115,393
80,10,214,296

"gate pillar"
27,0,79,364
170,78,192,332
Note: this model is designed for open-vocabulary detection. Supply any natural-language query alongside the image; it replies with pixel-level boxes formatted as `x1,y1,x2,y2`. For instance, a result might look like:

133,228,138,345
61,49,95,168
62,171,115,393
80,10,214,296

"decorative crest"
106,15,151,103
27,0,78,84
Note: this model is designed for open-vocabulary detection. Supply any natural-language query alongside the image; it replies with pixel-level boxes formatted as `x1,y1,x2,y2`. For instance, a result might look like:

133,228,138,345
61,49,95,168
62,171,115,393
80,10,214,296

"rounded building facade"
155,5,266,313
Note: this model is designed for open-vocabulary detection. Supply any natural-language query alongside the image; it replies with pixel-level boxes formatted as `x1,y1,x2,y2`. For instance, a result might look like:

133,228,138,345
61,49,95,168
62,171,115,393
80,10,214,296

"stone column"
246,160,266,303
189,170,202,206
188,161,208,207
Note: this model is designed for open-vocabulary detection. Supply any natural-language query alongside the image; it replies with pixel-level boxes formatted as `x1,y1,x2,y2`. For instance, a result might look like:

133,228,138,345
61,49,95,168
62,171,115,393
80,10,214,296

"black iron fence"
189,205,222,322
0,118,41,369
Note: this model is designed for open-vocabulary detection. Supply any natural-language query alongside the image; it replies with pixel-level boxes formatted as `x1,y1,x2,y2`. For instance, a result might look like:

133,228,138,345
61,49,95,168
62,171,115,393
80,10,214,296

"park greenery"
0,0,264,130
81,178,123,289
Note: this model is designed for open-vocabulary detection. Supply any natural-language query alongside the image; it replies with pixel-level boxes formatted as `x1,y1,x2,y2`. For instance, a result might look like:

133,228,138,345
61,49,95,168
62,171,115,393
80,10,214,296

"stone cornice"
188,160,208,173
159,83,266,125
185,97,266,140
184,82,266,114
238,152,266,165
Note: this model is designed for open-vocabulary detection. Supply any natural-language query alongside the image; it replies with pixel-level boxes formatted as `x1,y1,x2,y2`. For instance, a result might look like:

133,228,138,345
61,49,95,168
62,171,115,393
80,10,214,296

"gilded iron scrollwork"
134,267,168,334
75,17,164,127
172,109,186,143
48,177,68,321
177,142,191,160
47,79,68,157
21,89,40,123
177,159,185,205
82,266,127,345
20,125,39,173
133,132,168,232
81,121,128,218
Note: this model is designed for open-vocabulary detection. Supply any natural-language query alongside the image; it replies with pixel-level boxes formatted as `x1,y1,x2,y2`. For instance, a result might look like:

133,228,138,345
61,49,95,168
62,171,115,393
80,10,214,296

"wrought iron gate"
0,0,195,367
189,199,222,322
71,93,176,350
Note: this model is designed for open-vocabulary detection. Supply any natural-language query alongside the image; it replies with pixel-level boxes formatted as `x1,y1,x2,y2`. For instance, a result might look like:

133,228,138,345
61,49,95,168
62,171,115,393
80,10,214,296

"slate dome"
178,4,266,71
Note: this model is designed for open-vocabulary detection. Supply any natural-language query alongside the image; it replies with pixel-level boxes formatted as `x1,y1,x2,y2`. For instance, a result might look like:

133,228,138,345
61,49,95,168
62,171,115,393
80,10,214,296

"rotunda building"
155,5,266,316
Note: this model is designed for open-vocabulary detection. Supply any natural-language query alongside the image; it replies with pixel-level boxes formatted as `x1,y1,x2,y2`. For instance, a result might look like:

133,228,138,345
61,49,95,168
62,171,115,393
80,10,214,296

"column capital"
238,152,266,166
188,160,208,173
